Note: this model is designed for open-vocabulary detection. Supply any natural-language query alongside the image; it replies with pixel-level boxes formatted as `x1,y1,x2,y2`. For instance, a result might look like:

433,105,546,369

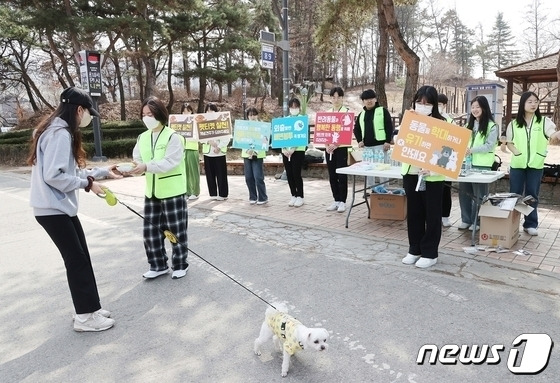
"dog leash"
97,187,277,310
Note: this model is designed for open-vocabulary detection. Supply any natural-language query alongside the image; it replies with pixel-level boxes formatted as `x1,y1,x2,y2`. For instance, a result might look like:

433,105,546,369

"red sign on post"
392,110,471,179
313,112,354,146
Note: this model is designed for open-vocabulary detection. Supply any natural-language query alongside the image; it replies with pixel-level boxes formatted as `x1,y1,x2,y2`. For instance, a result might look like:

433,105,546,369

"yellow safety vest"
241,148,266,159
469,122,497,167
138,127,187,199
401,163,445,182
358,107,386,142
510,117,548,169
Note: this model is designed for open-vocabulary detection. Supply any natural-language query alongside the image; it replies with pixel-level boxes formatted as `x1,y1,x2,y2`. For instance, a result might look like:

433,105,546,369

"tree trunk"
375,1,389,108
554,54,560,127
112,56,126,121
381,0,420,116
166,44,174,112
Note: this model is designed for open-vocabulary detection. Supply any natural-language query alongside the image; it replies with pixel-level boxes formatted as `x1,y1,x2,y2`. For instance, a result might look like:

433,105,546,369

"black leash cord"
116,198,277,310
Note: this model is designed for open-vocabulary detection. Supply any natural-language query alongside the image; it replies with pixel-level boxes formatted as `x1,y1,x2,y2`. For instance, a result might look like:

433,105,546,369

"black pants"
204,155,229,198
283,151,305,198
326,147,348,203
442,181,452,217
36,215,101,314
403,175,443,259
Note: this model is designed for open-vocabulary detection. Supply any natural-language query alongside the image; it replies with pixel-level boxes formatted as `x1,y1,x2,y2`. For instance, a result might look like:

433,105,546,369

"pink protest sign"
313,112,354,147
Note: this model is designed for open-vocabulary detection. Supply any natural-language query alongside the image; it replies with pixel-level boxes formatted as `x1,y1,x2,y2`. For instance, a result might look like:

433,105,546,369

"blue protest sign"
270,115,309,148
232,120,271,150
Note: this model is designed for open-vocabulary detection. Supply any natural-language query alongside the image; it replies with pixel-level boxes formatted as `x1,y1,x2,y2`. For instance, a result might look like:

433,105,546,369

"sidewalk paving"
105,172,560,277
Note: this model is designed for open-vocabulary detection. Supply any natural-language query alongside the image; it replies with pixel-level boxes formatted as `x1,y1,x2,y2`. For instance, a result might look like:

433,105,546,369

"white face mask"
415,104,433,116
79,110,92,127
143,116,160,130
289,108,300,116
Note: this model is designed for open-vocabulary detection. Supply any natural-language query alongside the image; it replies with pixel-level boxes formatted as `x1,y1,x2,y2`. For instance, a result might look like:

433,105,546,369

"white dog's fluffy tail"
265,302,288,318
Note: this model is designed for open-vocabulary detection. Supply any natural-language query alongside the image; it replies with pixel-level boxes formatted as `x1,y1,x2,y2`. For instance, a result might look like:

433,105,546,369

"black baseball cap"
60,87,100,117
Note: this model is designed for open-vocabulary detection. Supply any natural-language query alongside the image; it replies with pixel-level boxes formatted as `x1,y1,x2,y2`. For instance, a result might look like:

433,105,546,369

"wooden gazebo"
494,51,559,125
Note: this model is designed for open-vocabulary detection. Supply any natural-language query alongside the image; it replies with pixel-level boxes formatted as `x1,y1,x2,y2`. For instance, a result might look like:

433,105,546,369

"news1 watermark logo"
417,334,553,374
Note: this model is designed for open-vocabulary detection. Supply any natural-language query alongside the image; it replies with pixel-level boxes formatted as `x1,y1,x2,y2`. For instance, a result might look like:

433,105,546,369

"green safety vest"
241,148,266,159
138,126,187,199
185,140,198,151
469,122,497,167
201,142,228,154
510,117,548,169
401,163,445,182
358,107,386,142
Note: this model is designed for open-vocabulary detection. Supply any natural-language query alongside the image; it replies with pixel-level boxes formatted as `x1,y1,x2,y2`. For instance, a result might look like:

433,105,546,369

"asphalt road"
1,169,559,382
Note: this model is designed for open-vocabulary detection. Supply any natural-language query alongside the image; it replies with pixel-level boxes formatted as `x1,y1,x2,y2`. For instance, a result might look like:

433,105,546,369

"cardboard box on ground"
370,193,407,220
478,194,534,248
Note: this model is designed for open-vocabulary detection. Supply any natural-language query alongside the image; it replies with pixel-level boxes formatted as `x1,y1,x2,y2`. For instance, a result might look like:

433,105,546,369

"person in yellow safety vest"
241,107,268,205
438,93,455,228
202,103,229,200
282,98,306,207
457,96,499,232
401,86,446,269
181,103,200,201
353,89,394,187
130,96,189,280
505,91,560,236
325,86,351,214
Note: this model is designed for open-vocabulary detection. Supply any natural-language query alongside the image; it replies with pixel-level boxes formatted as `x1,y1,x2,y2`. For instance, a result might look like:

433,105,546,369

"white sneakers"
402,253,437,268
188,195,199,200
249,200,257,205
457,222,470,230
468,224,480,231
326,201,339,211
256,200,268,205
288,196,297,206
402,253,420,265
216,196,227,201
442,217,451,227
524,227,538,236
144,267,188,280
172,266,188,279
415,258,437,268
74,311,115,332
143,268,170,279
327,201,346,213
294,197,304,207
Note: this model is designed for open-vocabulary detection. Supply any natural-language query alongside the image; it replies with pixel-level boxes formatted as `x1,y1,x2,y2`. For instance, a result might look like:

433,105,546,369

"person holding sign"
202,103,229,200
129,96,189,280
181,103,200,200
282,98,306,207
505,91,560,236
457,96,499,232
325,87,351,213
401,86,446,269
353,89,394,186
242,107,268,205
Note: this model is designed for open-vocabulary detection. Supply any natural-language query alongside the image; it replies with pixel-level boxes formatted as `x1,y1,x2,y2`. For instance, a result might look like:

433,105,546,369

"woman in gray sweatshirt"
27,87,119,332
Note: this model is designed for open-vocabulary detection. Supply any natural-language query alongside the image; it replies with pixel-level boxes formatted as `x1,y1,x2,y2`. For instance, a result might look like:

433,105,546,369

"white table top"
336,165,505,183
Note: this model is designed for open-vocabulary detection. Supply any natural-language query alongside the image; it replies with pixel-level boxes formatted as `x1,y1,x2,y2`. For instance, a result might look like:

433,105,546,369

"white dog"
254,303,329,377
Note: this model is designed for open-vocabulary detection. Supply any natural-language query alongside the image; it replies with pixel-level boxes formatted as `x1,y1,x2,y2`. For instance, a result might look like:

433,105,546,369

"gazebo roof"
495,51,558,84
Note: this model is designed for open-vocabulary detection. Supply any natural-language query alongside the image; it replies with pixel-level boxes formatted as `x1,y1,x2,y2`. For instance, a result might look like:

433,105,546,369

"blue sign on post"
270,116,309,148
